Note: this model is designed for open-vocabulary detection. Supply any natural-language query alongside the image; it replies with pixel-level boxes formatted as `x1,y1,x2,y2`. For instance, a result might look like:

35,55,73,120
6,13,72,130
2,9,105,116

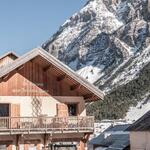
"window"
0,104,9,117
67,104,77,116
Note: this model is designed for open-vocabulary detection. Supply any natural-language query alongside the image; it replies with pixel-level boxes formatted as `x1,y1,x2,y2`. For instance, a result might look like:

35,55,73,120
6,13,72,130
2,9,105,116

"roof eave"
0,47,105,101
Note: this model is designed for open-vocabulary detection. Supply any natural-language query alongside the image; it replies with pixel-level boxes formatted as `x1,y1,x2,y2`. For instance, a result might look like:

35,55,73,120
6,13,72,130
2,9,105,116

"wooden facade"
0,61,79,97
0,48,104,150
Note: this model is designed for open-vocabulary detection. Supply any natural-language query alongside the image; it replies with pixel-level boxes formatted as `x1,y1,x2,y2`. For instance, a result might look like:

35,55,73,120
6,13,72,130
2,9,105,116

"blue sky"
0,0,86,56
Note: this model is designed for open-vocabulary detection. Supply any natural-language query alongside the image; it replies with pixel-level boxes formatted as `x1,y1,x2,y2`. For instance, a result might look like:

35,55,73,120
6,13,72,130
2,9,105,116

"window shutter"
10,104,20,128
56,103,68,117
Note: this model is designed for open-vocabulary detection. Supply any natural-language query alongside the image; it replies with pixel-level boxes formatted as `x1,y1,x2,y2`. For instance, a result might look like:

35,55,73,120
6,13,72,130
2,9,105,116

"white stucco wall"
130,131,150,150
0,96,86,117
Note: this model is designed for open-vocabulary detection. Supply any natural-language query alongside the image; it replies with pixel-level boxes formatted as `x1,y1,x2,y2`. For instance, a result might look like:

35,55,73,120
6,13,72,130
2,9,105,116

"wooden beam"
77,140,85,150
43,64,53,72
30,58,36,63
16,135,20,150
70,84,81,91
83,93,94,99
16,65,24,71
24,140,41,144
43,134,48,150
57,74,66,81
0,141,12,145
82,134,90,143
36,144,41,150
2,74,9,80
7,144,12,150
24,144,28,150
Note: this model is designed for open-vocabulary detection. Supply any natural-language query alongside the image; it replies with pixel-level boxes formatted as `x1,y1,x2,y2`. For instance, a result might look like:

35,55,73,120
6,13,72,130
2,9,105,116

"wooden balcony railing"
0,116,94,135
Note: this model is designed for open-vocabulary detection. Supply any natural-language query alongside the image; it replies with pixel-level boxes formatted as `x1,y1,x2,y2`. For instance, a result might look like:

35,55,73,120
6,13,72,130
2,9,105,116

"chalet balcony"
0,116,94,135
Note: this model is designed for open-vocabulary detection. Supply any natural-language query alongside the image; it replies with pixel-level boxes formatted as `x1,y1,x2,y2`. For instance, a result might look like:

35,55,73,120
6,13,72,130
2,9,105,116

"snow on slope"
112,45,150,88
43,0,150,120
77,65,105,83
125,93,150,121
95,19,150,92
43,0,124,72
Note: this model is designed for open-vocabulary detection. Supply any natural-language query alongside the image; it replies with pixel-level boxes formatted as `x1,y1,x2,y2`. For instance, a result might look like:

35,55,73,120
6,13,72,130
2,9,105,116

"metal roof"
126,110,150,131
105,124,130,132
90,125,130,149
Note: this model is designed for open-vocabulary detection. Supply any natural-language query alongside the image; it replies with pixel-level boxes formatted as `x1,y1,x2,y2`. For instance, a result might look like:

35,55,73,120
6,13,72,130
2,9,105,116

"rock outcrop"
42,0,150,120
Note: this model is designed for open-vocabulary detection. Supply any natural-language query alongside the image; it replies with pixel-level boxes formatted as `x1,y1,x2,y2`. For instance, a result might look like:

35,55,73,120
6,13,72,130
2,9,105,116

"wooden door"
10,104,20,129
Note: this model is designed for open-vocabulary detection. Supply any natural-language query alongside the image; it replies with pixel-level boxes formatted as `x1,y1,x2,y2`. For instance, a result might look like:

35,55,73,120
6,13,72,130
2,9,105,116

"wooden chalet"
0,48,104,150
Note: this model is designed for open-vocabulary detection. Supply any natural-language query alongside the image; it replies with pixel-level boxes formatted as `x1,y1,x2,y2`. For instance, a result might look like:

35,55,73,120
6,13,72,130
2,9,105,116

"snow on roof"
0,51,18,60
127,110,150,131
90,124,130,149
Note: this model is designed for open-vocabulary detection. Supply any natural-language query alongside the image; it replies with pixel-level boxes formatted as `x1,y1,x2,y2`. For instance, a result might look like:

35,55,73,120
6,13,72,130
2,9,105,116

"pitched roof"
0,47,104,101
106,134,129,150
106,137,129,150
0,51,18,60
91,134,129,149
126,110,150,131
89,124,130,149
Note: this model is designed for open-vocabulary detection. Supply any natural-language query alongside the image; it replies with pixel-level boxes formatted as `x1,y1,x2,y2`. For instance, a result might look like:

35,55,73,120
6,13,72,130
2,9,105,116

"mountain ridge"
42,0,150,121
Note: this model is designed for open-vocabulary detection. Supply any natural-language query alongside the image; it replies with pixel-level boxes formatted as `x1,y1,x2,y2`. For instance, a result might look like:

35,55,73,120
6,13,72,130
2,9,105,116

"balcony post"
77,140,85,150
7,145,12,150
43,134,48,150
24,144,28,150
16,135,20,150
77,116,79,131
36,144,41,150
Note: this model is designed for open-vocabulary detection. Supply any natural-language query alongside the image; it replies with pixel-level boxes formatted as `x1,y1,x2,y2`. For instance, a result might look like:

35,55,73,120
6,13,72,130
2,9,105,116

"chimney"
0,52,18,68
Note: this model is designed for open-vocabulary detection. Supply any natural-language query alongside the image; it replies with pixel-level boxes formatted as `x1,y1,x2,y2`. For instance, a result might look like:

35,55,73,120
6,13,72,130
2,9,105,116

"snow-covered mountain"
42,0,150,120
43,0,124,84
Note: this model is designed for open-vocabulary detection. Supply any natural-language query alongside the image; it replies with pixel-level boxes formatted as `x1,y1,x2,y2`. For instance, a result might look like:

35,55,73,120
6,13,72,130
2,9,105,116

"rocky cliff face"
42,0,150,121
